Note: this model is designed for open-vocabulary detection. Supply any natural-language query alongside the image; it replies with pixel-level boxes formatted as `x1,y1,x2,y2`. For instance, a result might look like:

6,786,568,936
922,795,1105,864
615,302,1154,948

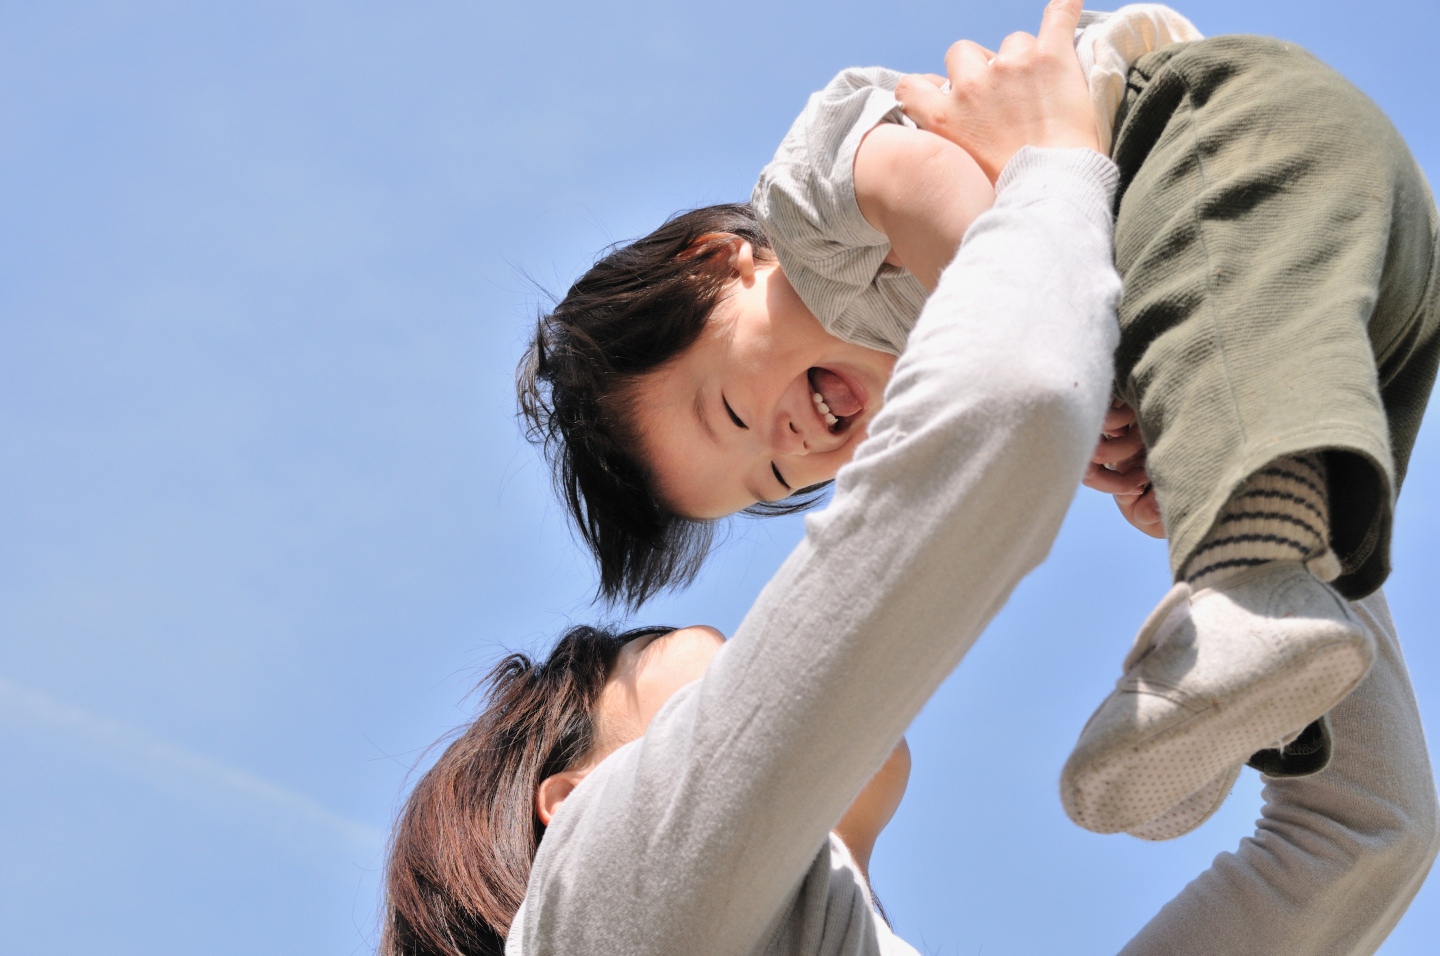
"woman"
386,5,1437,953
382,606,1435,955
381,622,910,954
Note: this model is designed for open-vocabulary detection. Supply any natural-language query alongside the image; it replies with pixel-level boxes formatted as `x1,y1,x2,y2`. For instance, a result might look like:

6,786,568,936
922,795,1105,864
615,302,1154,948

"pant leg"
1110,36,1440,598
1118,590,1440,956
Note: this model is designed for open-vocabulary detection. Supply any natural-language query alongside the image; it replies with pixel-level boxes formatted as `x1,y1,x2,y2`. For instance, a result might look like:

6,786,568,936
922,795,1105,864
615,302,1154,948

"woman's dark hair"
380,623,671,956
517,203,829,609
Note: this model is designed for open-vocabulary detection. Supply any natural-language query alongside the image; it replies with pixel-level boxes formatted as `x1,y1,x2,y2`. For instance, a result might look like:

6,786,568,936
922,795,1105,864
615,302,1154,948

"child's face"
633,241,896,519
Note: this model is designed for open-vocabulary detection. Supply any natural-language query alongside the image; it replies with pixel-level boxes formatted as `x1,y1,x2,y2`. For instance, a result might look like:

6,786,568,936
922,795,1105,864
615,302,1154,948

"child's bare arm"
852,122,993,291
857,0,1100,292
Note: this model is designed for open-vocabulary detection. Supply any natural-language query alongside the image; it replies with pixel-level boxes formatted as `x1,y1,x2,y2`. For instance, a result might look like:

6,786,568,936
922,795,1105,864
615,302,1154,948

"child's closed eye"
723,396,747,429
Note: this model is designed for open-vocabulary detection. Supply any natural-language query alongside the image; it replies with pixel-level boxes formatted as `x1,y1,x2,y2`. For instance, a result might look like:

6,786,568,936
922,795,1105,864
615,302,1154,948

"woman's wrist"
994,146,1118,231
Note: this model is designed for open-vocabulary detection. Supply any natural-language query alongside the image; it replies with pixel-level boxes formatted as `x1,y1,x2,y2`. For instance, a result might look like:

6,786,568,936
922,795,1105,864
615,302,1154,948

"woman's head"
518,203,894,608
380,623,724,956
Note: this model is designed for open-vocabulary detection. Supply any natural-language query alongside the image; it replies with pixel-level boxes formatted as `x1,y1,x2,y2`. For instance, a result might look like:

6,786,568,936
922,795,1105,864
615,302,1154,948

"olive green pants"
1112,36,1440,599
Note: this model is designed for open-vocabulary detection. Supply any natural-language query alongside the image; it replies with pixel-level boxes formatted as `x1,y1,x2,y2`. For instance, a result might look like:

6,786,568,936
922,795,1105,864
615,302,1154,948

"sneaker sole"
1063,638,1369,834
1126,761,1242,842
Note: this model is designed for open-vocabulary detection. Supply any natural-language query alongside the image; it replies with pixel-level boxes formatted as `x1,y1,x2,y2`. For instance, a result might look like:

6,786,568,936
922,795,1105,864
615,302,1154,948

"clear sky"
1,1,1437,953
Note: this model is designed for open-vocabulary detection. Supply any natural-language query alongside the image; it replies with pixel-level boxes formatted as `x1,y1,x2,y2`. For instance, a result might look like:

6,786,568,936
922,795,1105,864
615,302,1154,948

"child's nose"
778,418,809,455
773,379,845,455
774,403,839,456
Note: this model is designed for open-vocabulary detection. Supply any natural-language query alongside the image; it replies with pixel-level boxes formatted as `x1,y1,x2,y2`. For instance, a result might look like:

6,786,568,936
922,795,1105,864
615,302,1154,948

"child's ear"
729,238,757,283
684,233,755,283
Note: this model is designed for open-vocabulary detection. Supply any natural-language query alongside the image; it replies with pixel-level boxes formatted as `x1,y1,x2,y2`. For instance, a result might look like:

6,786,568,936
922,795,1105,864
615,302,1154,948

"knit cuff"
994,146,1119,229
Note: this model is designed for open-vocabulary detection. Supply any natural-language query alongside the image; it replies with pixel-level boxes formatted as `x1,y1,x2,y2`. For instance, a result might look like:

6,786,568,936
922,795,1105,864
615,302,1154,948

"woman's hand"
893,0,1098,183
1083,399,1165,538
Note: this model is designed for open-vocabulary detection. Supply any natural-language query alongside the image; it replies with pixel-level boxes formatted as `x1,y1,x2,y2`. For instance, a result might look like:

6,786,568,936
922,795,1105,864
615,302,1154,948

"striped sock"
1181,453,1331,591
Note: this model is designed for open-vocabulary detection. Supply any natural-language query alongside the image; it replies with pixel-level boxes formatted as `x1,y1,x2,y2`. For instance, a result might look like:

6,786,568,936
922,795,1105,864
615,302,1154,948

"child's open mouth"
808,367,863,434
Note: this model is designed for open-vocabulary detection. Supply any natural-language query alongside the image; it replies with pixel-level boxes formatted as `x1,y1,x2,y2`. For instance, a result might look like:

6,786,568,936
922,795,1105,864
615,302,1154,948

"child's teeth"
812,392,824,404
818,402,830,415
825,413,838,425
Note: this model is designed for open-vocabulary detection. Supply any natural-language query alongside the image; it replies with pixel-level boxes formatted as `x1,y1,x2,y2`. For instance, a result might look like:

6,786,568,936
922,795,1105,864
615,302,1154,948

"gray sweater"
507,149,1439,956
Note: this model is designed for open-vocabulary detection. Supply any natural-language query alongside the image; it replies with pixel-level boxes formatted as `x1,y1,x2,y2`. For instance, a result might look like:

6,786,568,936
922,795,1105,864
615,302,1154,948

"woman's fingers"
1115,484,1166,538
1087,379,1166,538
1134,487,1164,533
947,41,998,64
1092,427,1144,464
1037,0,1086,52
903,41,991,140
941,38,995,89
996,30,1037,60
1102,402,1136,435
1083,462,1129,492
1084,460,1150,494
900,0,1097,181
894,74,949,131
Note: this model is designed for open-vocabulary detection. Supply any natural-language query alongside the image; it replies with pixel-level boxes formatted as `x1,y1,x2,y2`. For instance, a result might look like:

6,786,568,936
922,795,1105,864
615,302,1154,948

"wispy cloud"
0,674,383,849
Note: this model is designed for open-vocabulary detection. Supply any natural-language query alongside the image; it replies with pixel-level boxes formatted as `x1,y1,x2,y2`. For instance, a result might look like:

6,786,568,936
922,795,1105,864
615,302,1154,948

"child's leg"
1110,36,1440,598
1062,36,1440,837
1118,591,1440,956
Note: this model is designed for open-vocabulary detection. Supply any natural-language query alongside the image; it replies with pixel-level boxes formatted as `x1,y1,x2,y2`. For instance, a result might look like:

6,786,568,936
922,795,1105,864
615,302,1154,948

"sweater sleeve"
511,147,1122,956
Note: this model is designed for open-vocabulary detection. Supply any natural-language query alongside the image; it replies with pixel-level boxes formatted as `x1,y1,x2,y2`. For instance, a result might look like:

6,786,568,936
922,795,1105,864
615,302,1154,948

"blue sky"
1,1,1437,953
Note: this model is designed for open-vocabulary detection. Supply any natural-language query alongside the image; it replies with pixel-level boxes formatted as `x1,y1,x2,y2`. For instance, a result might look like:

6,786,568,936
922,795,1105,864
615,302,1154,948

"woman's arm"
516,147,1122,956
515,8,1118,954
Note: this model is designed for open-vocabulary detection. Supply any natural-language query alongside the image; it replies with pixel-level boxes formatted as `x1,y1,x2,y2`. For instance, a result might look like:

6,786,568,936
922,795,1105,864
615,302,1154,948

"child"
518,6,1440,838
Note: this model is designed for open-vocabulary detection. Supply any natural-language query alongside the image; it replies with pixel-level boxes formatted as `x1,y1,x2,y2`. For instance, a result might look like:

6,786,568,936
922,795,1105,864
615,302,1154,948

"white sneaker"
1061,562,1373,835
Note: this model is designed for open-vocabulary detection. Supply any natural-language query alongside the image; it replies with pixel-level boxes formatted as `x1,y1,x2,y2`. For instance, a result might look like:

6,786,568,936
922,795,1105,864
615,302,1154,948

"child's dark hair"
380,623,672,956
517,203,828,609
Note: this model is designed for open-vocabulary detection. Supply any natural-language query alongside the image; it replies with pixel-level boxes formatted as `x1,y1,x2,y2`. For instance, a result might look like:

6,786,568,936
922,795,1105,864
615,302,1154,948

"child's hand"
1082,399,1166,538
893,0,1098,183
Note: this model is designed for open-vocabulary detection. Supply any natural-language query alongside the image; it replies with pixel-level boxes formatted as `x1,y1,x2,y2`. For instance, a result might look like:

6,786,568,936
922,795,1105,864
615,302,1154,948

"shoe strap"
1123,581,1193,673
